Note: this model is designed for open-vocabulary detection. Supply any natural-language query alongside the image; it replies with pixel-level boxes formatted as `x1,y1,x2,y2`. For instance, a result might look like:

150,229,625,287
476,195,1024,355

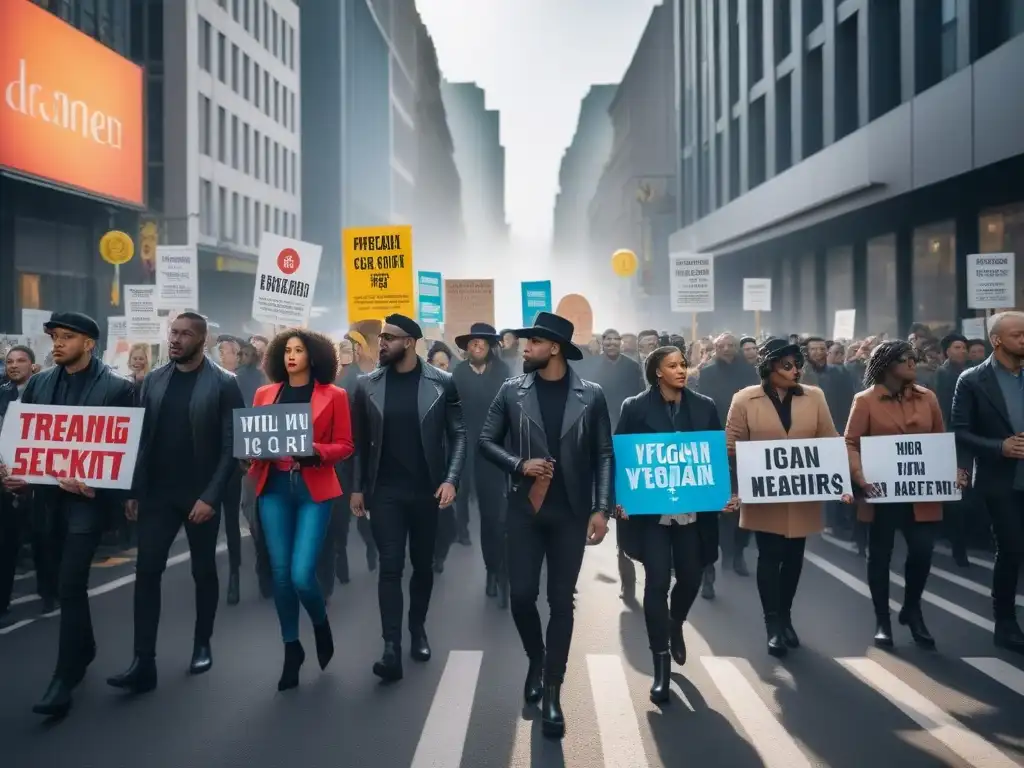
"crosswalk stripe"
409,650,483,768
962,657,1024,697
934,543,995,570
700,657,812,768
838,657,1019,767
586,654,650,768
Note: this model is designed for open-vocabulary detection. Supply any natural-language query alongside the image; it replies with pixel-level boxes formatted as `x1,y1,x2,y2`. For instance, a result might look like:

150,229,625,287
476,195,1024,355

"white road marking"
962,657,1024,698
586,653,651,768
409,650,483,768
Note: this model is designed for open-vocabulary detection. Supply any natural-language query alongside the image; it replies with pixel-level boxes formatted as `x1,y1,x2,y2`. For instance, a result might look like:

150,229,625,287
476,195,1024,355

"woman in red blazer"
248,328,354,691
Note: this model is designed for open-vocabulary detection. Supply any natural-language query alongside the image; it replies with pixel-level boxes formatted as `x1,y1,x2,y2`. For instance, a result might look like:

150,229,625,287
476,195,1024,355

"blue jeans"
259,470,333,642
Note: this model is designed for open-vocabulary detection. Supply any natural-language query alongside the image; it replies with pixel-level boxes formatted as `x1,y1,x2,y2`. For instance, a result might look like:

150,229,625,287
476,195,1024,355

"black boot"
994,618,1024,653
227,569,240,605
314,618,335,670
765,614,788,658
32,676,72,717
485,572,498,598
779,613,800,649
278,640,305,691
410,625,431,662
523,657,544,704
372,641,403,682
106,656,157,693
898,606,935,649
649,652,671,704
669,620,687,666
873,615,894,648
189,643,213,674
541,681,565,738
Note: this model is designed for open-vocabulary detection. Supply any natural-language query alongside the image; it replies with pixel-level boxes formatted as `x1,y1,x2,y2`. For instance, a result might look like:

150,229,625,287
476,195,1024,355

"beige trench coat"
726,384,839,538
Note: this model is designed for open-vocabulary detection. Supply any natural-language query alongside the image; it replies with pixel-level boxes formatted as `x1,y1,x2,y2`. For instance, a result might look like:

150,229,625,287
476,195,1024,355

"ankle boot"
994,618,1024,653
523,657,544,704
32,676,73,717
899,605,935,649
541,681,565,738
278,640,305,691
669,620,687,666
779,613,800,649
372,641,403,682
189,643,213,675
649,651,671,704
314,618,335,670
106,656,158,693
765,614,788,658
873,615,894,648
409,625,431,662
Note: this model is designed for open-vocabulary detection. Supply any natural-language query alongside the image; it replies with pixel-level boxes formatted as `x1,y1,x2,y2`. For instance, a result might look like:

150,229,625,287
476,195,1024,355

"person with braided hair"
845,339,963,649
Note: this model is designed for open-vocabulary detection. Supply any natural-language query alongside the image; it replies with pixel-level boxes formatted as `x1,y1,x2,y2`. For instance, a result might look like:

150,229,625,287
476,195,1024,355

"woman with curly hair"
249,328,355,691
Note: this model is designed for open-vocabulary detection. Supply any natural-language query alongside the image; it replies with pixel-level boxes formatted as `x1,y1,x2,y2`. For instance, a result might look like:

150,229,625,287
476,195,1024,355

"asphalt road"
2,521,1023,768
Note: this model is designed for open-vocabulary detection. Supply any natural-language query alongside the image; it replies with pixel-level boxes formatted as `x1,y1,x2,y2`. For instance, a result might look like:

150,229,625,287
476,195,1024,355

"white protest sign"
966,253,1015,309
859,433,960,503
251,233,323,326
832,309,856,340
735,437,851,504
125,285,163,343
0,404,143,490
669,252,714,313
155,246,199,310
742,278,772,312
961,317,986,339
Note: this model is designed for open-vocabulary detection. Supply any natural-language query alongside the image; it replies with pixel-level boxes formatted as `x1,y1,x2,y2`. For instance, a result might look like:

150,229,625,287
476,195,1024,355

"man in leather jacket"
0,312,136,717
478,311,612,740
349,314,466,683
108,312,244,695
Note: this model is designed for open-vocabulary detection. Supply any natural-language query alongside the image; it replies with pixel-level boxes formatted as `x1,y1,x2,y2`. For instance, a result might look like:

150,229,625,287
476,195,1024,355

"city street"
2,521,1023,768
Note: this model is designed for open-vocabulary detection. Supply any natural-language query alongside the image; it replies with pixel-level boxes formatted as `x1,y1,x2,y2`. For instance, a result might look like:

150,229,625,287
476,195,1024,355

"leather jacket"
132,357,245,508
350,360,466,496
478,369,613,517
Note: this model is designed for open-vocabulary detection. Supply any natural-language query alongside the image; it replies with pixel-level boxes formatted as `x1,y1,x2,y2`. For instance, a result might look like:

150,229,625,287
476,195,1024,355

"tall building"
135,0,301,332
441,80,507,246
551,84,616,260
0,0,142,333
670,0,1024,337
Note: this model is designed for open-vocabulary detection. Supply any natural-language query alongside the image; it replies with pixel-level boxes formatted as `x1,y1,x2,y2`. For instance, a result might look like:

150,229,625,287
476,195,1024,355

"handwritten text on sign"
613,431,731,515
233,403,314,460
735,437,851,504
0,404,143,489
859,433,960,503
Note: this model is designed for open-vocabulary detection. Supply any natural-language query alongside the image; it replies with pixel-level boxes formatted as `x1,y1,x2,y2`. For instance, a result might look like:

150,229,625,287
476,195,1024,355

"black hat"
383,313,423,340
454,322,502,350
510,311,583,361
43,311,100,340
758,337,802,364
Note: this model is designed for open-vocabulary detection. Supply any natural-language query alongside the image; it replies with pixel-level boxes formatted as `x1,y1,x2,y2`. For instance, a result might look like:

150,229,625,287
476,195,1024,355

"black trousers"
318,492,375,596
754,531,806,618
719,512,751,560
134,498,221,657
867,504,936,618
985,490,1024,621
641,520,702,653
221,469,242,571
55,526,103,680
0,493,56,609
435,455,480,562
506,503,588,682
369,486,439,644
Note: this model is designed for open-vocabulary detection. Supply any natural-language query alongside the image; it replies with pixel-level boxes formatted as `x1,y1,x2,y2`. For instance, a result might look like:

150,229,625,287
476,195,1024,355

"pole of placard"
691,312,698,343
754,309,761,339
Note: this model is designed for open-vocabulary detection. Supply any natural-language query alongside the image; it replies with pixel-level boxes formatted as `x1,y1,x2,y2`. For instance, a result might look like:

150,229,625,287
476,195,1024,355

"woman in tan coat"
845,339,965,649
726,339,847,657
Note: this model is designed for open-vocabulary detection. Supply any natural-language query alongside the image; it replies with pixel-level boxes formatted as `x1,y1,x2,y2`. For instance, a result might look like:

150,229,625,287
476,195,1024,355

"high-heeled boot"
314,618,334,670
541,681,565,738
649,652,671,704
278,640,305,691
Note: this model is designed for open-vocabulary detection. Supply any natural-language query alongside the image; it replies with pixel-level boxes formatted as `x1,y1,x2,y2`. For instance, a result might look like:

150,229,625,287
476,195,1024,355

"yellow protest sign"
343,225,415,322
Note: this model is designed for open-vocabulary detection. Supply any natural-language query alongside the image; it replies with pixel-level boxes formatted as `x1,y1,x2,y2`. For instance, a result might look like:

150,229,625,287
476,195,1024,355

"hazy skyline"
416,0,662,243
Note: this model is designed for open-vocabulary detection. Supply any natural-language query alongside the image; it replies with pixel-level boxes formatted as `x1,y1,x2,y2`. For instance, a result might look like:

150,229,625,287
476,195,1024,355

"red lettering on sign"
17,411,35,440
10,446,125,482
14,411,132,444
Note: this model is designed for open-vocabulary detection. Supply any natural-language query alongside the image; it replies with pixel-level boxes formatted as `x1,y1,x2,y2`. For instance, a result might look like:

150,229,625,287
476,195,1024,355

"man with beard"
108,312,244,695
444,323,510,601
0,313,135,716
349,314,466,682
478,312,612,739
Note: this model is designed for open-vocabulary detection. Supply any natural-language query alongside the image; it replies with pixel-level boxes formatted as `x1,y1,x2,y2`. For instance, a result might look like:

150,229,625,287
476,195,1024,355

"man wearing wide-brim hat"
478,311,612,739
444,323,511,599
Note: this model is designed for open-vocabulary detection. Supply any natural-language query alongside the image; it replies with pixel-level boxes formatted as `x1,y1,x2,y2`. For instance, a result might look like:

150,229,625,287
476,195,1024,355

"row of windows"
199,180,298,247
215,0,295,71
198,17,297,133
33,0,128,56
198,95,298,196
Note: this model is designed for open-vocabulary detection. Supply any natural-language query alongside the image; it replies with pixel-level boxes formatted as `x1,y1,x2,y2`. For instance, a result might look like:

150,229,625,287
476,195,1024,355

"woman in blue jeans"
249,328,354,690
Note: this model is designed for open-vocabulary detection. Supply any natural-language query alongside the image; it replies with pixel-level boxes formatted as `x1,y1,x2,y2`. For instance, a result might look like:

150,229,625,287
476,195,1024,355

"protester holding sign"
613,345,726,704
845,339,963,650
725,338,849,659
248,329,354,692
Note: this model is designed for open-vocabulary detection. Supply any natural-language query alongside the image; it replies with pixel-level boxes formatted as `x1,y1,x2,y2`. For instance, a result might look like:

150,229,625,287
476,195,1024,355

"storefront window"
867,234,898,338
798,252,817,335
825,245,854,338
912,221,956,334
979,202,1024,312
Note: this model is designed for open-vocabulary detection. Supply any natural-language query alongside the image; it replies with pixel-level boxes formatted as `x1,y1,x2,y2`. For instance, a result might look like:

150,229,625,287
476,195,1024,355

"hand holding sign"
57,477,95,498
0,463,28,492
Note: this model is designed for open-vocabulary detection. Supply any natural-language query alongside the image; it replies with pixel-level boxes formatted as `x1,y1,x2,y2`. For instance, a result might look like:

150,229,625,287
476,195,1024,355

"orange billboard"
0,0,144,207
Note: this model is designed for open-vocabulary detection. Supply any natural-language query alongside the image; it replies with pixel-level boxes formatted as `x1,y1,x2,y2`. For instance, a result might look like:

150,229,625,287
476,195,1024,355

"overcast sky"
415,0,661,243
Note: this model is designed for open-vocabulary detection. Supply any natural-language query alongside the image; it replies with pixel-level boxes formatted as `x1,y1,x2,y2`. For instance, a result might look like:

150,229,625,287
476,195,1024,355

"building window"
264,135,271,182
272,9,278,56
218,32,227,83
274,207,280,234
218,186,227,239
979,203,1024,312
825,245,854,335
232,0,240,23
200,180,213,235
264,71,270,115
199,17,211,72
254,0,260,41
254,202,261,244
80,0,96,35
912,221,957,333
243,124,250,173
243,197,251,246
940,0,957,79
218,107,227,163
231,44,239,92
274,142,280,188
867,234,899,338
231,114,239,169
798,252,817,334
264,2,269,50
254,63,261,109
254,129,261,178
231,192,239,242
199,95,211,155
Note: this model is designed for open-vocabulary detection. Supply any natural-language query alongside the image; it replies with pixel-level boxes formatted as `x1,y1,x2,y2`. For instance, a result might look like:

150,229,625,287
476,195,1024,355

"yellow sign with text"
343,225,415,322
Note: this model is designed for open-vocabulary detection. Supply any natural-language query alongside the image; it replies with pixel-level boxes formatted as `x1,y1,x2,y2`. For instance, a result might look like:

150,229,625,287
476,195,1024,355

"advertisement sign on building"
343,225,415,322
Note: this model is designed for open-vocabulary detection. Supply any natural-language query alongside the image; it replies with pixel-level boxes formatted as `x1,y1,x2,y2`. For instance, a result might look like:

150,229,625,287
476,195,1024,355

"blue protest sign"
613,431,731,515
521,280,552,326
418,271,443,324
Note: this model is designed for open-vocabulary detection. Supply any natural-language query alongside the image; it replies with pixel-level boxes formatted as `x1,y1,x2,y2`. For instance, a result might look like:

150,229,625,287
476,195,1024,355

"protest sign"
251,234,323,327
418,271,443,325
613,431,731,515
233,403,314,460
444,279,495,339
735,437,850,503
343,225,415,322
521,280,552,326
0,404,143,489
859,433,960,503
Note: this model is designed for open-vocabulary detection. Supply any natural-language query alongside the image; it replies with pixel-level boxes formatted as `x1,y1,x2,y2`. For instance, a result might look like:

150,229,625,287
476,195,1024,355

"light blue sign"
613,431,731,515
418,271,443,325
521,280,552,326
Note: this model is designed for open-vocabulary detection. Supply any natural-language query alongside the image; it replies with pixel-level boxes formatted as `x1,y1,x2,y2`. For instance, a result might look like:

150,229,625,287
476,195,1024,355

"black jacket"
935,360,965,428
350,360,467,496
132,358,244,508
695,357,759,423
0,378,21,422
478,369,613,517
951,355,1019,489
614,387,721,567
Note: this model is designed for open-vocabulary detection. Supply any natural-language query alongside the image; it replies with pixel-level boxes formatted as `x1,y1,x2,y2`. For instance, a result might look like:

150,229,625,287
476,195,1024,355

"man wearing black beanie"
349,314,466,682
